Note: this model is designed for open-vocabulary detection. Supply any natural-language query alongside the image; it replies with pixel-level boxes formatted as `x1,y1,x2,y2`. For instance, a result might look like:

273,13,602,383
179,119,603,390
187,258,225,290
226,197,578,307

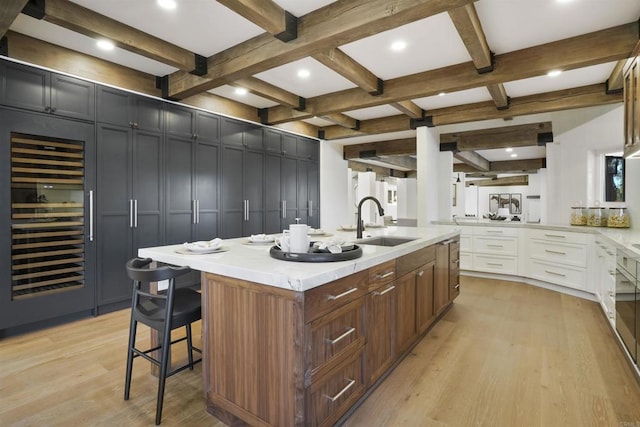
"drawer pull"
326,327,356,345
545,270,566,277
374,285,395,296
327,287,358,300
545,249,566,255
453,259,460,264
454,284,460,289
544,233,566,238
375,271,395,280
417,270,424,277
487,262,503,267
325,378,355,402
486,230,503,233
487,244,504,248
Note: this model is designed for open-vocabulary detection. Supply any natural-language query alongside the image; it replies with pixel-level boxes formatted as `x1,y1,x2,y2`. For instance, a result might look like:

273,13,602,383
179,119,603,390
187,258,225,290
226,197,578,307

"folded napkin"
184,238,223,251
314,238,353,254
249,233,273,242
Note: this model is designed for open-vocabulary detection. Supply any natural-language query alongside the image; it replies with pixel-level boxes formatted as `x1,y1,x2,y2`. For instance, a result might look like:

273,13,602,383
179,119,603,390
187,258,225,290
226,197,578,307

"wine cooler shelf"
10,133,86,300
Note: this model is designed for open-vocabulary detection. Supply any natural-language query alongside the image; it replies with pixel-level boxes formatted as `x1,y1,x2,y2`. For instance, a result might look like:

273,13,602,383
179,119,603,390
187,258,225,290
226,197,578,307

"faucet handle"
295,217,301,224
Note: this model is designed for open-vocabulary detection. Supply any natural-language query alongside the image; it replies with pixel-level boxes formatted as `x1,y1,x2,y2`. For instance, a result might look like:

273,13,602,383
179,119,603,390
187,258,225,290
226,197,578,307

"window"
605,156,625,202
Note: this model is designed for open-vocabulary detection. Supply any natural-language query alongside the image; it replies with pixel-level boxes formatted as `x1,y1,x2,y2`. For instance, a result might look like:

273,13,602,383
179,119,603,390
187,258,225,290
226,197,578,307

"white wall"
416,127,440,226
320,141,349,230
397,178,417,219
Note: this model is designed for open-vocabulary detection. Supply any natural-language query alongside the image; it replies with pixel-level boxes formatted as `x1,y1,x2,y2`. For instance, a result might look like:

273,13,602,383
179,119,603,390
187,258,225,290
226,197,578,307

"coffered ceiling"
2,0,639,175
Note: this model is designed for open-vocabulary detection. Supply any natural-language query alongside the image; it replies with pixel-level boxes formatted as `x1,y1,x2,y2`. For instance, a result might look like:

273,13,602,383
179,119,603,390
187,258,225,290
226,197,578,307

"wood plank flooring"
1,276,639,426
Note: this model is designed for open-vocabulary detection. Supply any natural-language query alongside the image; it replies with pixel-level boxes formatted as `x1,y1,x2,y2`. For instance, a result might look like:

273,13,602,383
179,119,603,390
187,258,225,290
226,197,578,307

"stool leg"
124,316,138,400
185,324,194,369
156,327,171,425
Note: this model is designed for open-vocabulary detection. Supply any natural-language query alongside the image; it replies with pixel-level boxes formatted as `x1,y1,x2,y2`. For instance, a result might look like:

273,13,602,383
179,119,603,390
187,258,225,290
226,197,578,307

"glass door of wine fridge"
0,110,95,331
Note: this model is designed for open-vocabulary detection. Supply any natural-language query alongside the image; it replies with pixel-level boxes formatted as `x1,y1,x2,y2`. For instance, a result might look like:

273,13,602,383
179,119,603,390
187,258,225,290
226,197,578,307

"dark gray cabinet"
0,109,96,330
221,118,265,237
0,60,95,121
96,123,164,310
97,86,163,132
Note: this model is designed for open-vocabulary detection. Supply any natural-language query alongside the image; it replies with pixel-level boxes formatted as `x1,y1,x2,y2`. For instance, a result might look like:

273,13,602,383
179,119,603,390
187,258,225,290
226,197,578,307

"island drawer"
529,259,587,289
368,260,397,289
529,228,588,245
304,270,369,322
529,239,587,267
473,253,518,275
307,348,365,427
472,236,518,256
306,299,365,381
397,244,435,277
473,226,518,237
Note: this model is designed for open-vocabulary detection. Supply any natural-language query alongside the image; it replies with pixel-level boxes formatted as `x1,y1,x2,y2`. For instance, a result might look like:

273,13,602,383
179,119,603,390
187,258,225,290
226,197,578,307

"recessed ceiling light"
505,148,513,152
157,0,177,10
297,69,310,79
547,69,562,77
390,40,407,52
96,39,115,51
438,92,446,97
510,153,518,158
234,87,248,96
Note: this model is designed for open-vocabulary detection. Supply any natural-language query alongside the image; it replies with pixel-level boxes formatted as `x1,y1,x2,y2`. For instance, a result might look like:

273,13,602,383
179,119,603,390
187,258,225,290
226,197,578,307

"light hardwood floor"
1,276,639,426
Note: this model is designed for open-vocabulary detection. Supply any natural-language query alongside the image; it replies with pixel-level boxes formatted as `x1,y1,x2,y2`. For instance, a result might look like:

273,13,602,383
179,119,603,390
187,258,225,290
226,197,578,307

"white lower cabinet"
528,259,588,288
473,253,518,274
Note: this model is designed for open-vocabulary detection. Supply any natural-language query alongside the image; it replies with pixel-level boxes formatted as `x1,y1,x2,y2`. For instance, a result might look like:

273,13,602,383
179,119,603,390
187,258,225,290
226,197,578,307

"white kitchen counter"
138,225,460,291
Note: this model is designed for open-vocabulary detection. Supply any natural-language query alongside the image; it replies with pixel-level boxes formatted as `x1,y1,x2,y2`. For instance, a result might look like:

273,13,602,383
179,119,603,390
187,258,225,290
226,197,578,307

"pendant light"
456,173,461,183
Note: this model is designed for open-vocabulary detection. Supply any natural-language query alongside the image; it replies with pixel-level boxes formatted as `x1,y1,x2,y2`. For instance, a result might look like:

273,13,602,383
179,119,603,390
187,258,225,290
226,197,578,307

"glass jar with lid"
607,207,630,228
570,206,587,225
587,207,608,227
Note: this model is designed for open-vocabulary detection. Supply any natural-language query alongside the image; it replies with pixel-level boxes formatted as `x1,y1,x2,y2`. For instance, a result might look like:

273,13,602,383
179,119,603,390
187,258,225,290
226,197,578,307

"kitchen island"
139,225,461,426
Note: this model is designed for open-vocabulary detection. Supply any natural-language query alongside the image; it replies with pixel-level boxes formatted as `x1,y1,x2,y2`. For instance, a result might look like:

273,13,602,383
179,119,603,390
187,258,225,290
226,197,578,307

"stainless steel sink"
356,236,417,247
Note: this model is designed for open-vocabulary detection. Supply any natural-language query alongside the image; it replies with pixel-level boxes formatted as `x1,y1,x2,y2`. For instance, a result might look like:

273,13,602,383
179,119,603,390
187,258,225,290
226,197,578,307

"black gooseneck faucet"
356,196,385,239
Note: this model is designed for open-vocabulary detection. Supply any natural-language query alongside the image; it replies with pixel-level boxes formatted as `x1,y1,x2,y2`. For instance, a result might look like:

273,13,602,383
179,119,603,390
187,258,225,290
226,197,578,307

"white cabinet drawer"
473,236,518,256
460,252,472,270
473,254,518,275
473,226,518,237
529,260,587,289
460,235,472,252
529,228,588,245
529,240,587,267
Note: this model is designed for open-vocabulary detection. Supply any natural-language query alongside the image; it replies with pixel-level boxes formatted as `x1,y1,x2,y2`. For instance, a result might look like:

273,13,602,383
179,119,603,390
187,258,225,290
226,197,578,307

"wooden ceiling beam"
0,0,28,39
234,77,301,108
466,175,528,187
448,3,492,72
490,158,546,172
343,138,416,159
486,83,510,109
166,0,476,99
317,113,359,129
378,155,417,170
347,160,411,178
216,0,297,41
441,122,552,151
37,0,201,73
265,22,637,123
606,59,627,93
390,100,424,119
453,163,482,173
454,151,490,171
312,48,381,94
321,83,620,139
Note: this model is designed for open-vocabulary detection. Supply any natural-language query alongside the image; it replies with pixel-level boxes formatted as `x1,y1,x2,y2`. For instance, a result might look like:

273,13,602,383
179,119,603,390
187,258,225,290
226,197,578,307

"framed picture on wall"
509,193,522,214
489,193,499,213
499,193,510,209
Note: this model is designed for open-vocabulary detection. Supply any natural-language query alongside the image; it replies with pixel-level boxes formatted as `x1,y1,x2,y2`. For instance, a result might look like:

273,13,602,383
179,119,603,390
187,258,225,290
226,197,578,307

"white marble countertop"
138,225,460,291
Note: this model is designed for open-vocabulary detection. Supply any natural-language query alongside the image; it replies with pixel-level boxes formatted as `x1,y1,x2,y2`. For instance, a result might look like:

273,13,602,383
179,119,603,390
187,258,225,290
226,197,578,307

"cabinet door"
297,159,309,222
265,153,283,234
264,129,282,153
135,96,163,133
132,130,164,251
97,86,133,126
282,156,298,228
244,124,263,150
1,61,49,113
245,149,264,235
282,134,297,156
366,283,395,385
434,243,450,315
220,145,244,238
416,261,435,335
165,104,194,138
50,73,95,121
308,160,320,228
195,111,219,143
165,135,194,244
96,124,133,306
194,141,219,241
221,118,244,147
395,273,416,355
449,241,461,301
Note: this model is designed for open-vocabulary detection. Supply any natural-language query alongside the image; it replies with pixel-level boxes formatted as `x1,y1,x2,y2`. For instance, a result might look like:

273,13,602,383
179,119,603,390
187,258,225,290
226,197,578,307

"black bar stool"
124,257,202,425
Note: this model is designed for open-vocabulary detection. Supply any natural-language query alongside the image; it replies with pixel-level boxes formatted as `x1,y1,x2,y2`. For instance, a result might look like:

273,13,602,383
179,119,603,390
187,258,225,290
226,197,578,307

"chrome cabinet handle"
545,249,566,255
246,199,250,221
417,270,424,277
544,233,565,238
309,200,313,216
134,199,138,228
327,287,358,300
326,327,356,345
325,379,355,402
376,271,395,280
487,262,503,267
545,270,566,277
374,285,395,296
192,200,197,224
487,244,503,248
486,230,503,234
454,284,460,289
88,190,94,241
129,199,134,228
282,200,286,219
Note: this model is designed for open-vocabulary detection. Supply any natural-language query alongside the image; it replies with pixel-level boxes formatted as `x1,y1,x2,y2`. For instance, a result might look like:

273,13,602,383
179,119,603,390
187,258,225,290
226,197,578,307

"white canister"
289,224,310,253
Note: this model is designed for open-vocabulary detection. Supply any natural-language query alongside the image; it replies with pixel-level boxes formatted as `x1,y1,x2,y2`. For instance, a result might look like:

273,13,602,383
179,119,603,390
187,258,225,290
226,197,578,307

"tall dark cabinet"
95,87,165,311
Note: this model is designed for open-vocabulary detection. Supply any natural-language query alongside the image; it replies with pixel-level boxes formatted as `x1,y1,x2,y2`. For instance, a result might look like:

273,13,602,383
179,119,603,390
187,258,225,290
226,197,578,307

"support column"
416,126,444,226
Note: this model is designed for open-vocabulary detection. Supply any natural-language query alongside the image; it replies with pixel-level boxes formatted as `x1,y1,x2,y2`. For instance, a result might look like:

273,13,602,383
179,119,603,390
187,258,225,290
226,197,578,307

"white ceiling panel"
476,146,546,162
339,13,471,80
10,14,178,76
274,0,338,17
70,0,264,57
344,105,404,121
207,86,278,109
413,87,493,111
477,0,640,55
338,130,417,146
254,57,356,98
504,62,617,98
304,117,337,127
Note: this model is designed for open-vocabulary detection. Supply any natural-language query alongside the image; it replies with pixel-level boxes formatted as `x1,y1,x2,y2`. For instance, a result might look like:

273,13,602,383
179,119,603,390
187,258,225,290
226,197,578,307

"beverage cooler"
0,110,95,331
